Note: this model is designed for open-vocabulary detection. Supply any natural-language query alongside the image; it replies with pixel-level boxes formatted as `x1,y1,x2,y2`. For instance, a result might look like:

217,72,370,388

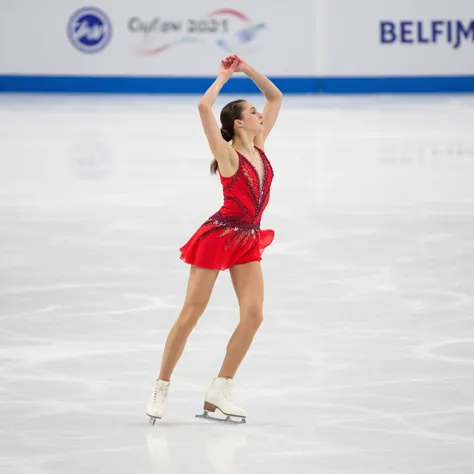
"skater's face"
235,102,264,136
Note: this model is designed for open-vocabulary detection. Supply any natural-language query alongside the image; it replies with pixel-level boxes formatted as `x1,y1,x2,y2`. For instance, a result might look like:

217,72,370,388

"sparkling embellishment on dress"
180,146,274,265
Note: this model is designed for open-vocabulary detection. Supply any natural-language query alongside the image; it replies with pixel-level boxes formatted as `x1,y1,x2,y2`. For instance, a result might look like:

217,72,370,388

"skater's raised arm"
198,57,237,163
234,57,283,148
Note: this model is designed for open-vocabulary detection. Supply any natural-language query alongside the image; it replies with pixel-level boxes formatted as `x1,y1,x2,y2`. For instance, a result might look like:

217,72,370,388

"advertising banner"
321,0,474,76
1,0,473,92
0,0,315,76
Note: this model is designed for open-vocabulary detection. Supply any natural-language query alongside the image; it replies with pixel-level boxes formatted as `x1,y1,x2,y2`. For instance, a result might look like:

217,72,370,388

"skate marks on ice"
146,422,248,474
1,95,474,474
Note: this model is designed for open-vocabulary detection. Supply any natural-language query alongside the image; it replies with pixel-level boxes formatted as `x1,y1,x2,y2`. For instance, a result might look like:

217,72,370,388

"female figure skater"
146,55,282,423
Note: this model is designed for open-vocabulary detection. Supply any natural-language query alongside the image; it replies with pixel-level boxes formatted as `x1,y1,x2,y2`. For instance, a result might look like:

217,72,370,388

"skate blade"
146,413,162,426
195,410,246,424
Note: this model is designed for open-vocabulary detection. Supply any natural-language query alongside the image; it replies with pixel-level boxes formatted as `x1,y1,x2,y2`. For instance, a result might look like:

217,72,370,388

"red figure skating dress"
179,146,274,270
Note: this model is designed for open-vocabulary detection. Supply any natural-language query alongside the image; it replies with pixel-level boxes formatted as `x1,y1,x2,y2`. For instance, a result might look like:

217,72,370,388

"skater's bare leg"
158,265,219,381
218,261,264,379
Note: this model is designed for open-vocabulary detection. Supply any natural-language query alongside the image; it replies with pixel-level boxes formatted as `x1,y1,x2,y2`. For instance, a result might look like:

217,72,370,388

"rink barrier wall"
1,75,474,94
320,76,474,94
0,76,317,94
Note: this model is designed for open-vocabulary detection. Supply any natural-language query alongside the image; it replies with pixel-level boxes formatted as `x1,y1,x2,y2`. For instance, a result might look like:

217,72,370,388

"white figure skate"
146,379,170,425
195,377,247,424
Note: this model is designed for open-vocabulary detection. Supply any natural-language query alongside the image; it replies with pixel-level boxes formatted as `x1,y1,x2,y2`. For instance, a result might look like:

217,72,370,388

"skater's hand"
233,55,250,74
218,55,239,79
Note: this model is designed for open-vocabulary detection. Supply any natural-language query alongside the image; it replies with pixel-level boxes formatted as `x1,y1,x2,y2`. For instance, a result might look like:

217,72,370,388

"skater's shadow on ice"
146,425,248,474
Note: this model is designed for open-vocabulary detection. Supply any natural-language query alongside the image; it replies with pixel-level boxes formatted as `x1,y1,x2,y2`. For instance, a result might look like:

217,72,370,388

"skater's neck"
232,134,257,158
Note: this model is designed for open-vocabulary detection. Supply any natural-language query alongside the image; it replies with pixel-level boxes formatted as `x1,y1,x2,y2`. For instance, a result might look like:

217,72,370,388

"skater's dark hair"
210,99,246,175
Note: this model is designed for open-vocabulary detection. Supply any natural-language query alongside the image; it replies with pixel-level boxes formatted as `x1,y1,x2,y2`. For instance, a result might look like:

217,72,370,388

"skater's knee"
178,302,206,330
240,304,263,328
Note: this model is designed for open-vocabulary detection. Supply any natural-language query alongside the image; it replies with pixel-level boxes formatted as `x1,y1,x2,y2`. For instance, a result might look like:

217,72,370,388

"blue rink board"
0,75,473,94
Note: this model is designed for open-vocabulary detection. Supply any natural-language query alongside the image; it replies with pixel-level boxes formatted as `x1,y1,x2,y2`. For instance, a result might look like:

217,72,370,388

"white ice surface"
0,94,473,474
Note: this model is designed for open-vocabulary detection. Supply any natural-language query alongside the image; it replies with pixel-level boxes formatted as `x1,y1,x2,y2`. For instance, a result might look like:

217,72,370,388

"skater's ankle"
157,377,170,382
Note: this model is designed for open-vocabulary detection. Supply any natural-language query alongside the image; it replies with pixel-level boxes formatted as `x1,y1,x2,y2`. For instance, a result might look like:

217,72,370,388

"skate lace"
153,382,168,403
223,379,235,403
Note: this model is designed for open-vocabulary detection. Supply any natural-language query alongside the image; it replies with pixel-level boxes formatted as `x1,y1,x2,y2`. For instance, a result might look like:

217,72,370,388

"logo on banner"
67,7,112,53
380,20,474,49
128,9,265,55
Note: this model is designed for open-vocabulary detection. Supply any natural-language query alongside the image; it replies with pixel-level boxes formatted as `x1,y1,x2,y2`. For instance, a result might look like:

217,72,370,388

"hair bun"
221,127,232,142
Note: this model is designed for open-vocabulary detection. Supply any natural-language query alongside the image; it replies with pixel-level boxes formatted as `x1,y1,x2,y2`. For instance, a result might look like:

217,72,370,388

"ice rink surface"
0,93,473,474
